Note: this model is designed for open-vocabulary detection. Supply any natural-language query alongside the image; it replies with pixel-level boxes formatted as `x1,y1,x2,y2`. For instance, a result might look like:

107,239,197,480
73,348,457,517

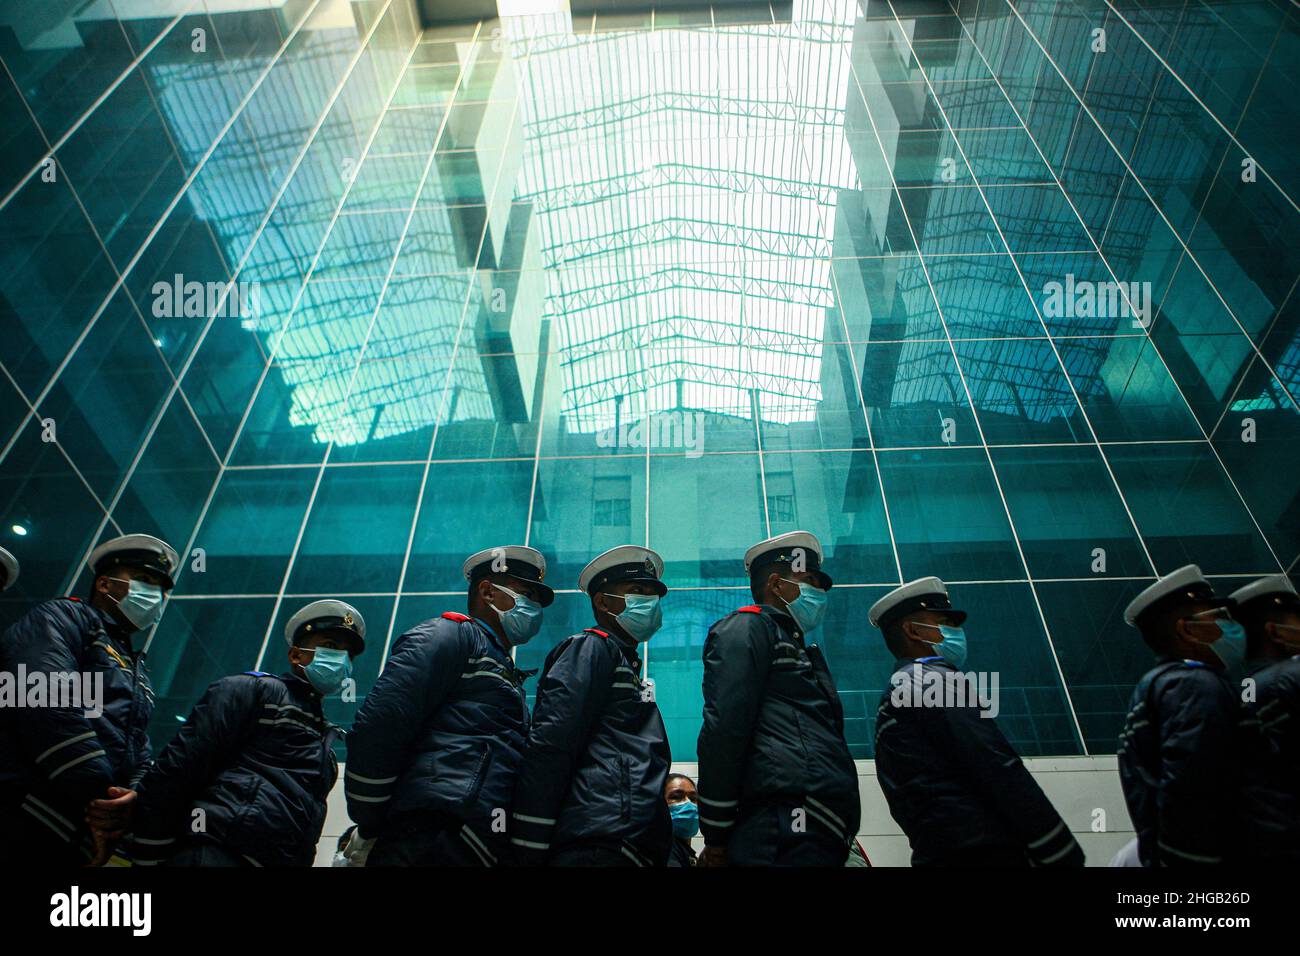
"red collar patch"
586,627,610,638
441,611,471,623
737,605,761,614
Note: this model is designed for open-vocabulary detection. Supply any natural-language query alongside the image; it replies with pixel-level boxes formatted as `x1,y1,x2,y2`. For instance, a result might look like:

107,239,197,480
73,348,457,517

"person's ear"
766,572,782,599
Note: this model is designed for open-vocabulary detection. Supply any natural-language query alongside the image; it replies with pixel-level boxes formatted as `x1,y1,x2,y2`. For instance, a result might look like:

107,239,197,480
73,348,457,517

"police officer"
0,546,17,593
346,545,549,866
665,772,699,867
127,600,365,866
1118,565,1250,866
0,533,175,865
510,545,672,866
1229,575,1300,861
870,577,1083,867
696,531,859,866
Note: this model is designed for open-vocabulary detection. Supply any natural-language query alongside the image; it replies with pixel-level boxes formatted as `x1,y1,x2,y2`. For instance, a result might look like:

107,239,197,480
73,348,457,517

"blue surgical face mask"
916,622,968,670
778,578,828,634
611,593,662,642
492,584,543,646
107,577,165,630
303,646,352,696
1207,618,1247,673
669,799,699,840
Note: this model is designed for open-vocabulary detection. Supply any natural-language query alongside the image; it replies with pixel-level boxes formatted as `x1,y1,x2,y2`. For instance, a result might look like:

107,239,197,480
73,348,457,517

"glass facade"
1,0,1296,762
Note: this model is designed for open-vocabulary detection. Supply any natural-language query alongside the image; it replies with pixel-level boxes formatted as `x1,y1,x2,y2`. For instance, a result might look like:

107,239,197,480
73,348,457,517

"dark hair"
749,561,790,603
666,772,695,788
882,619,908,657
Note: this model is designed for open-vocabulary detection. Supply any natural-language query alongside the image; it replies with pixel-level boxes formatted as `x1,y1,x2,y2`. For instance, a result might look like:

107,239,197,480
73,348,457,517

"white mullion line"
380,267,477,666
1208,274,1300,439
0,360,123,537
0,56,226,473
217,435,1217,470
0,0,329,468
143,3,416,654
386,22,529,667
0,9,188,213
72,0,393,594
885,2,1158,578
160,568,1289,601
857,6,1090,753
966,0,1288,573
1101,0,1299,216
807,28,904,584
997,0,1300,418
1176,21,1288,439
253,18,483,673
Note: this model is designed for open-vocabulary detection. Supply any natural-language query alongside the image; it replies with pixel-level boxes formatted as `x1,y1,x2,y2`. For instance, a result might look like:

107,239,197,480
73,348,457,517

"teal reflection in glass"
143,597,278,750
514,591,606,710
888,129,971,187
1056,336,1203,443
991,445,1150,579
954,126,1053,185
533,454,647,587
1036,579,1154,754
762,450,898,585
815,585,898,759
858,339,979,448
756,342,869,453
404,457,536,593
287,463,424,594
0,175,120,399
42,291,173,499
982,184,1093,254
898,185,999,255
111,400,220,555
942,582,1083,755
832,255,945,341
648,587,760,763
1107,442,1279,574
877,446,1022,581
649,453,764,588
952,337,1088,445
926,253,1044,338
176,467,318,597
0,426,105,602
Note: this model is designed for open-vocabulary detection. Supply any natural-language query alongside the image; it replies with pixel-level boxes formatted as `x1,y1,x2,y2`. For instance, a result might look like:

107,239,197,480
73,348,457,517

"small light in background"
11,524,27,536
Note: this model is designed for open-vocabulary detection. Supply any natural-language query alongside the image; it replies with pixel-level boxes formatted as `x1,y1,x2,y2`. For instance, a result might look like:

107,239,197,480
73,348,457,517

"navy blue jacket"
875,657,1083,866
0,597,153,858
130,671,337,867
696,604,860,850
1243,655,1300,860
510,628,672,866
346,612,531,863
1118,658,1255,866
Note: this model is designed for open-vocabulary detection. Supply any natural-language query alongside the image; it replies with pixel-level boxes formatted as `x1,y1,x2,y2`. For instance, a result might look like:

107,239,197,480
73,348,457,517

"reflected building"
0,0,1297,793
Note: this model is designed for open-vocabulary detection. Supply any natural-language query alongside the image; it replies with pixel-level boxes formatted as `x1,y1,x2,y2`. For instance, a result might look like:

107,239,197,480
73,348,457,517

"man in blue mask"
1230,575,1300,863
509,545,672,866
125,600,365,866
0,533,176,866
347,545,551,866
665,772,699,867
1119,565,1255,866
870,577,1083,867
697,531,859,867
